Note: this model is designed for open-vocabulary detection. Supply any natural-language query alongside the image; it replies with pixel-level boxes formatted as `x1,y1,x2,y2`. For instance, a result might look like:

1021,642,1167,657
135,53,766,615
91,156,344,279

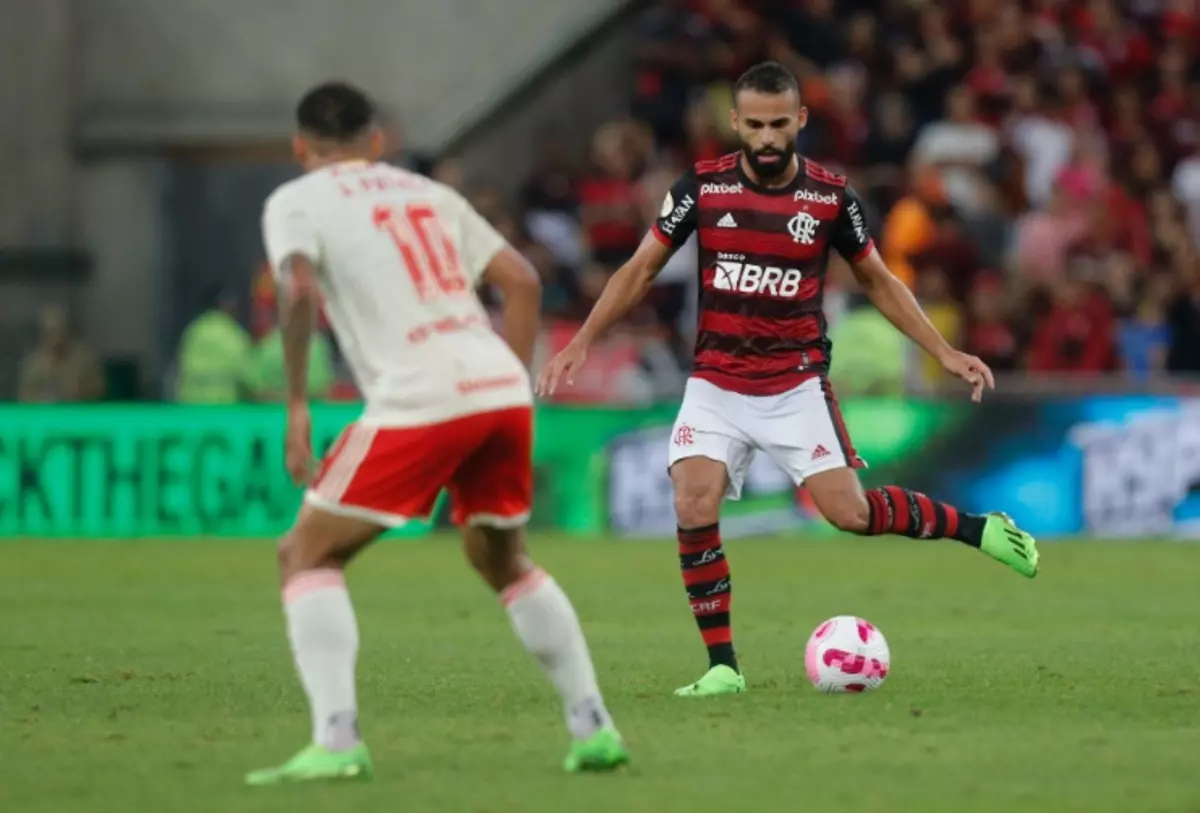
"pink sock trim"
282,569,346,604
500,568,548,607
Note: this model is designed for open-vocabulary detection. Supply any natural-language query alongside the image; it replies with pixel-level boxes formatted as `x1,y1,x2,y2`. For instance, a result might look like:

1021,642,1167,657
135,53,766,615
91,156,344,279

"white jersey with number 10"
261,161,531,427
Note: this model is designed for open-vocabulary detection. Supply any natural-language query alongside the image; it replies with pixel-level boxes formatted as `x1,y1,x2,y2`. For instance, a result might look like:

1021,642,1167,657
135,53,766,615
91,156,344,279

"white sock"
501,568,614,740
282,569,360,751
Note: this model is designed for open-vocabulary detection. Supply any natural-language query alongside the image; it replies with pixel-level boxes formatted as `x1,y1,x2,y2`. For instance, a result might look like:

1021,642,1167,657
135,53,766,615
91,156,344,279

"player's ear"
797,106,809,131
728,107,739,133
367,127,387,161
291,134,308,166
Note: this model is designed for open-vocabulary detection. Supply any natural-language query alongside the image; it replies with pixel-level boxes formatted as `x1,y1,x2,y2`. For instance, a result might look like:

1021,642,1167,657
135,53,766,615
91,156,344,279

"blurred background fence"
2,0,1199,539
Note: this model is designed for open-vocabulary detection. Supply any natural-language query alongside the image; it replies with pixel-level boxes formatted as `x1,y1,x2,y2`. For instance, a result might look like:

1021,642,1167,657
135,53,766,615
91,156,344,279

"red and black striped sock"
677,523,738,672
863,486,986,547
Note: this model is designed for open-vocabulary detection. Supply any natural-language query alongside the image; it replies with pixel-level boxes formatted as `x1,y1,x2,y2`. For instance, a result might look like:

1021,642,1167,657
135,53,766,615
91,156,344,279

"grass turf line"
1,535,1197,813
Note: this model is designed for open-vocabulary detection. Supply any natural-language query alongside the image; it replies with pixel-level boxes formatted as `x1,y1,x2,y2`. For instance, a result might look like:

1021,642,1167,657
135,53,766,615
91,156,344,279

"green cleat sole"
244,743,373,786
674,664,746,697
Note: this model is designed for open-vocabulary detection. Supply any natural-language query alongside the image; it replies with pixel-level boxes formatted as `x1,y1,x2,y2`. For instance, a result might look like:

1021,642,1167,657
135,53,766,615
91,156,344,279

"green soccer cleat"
674,664,746,697
563,727,630,773
980,512,1039,578
244,743,373,786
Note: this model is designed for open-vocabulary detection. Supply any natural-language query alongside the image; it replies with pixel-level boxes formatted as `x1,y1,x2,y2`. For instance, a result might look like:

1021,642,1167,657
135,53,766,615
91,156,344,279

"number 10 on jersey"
373,203,468,300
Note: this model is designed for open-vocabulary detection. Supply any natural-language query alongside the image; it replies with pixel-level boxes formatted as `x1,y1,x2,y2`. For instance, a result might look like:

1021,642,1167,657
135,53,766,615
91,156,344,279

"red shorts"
306,406,533,528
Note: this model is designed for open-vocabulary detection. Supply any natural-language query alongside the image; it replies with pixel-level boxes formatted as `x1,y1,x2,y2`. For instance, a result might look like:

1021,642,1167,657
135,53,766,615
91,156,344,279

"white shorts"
668,376,864,499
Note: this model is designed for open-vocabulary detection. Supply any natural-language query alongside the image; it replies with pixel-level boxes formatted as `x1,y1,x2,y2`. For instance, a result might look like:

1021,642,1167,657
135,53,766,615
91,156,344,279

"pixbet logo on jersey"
793,189,838,205
701,182,744,195
713,261,803,297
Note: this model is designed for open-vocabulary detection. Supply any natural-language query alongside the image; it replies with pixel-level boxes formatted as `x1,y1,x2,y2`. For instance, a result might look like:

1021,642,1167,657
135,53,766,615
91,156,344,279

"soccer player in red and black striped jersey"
539,62,1039,697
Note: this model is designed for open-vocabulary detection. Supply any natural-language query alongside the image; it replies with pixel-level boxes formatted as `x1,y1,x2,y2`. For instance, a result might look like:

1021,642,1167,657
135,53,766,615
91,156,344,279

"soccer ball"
804,615,890,693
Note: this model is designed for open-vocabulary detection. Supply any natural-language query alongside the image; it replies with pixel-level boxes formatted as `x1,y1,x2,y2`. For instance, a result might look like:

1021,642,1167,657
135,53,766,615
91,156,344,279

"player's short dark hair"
296,82,376,141
734,61,800,99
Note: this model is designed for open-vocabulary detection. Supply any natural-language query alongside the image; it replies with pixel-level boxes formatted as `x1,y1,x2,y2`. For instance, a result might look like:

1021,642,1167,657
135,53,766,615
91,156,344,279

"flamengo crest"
788,212,819,244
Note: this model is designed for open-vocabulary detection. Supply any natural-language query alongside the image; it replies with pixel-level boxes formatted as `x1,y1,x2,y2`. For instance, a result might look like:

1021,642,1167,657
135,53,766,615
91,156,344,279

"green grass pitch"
2,535,1198,812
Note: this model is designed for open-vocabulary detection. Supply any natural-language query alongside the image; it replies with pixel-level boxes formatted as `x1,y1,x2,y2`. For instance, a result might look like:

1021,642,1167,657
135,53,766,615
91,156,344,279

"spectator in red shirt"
578,123,644,270
1150,43,1191,126
1026,269,1116,373
683,97,727,164
1161,0,1200,42
1096,178,1153,265
966,29,1012,127
965,273,1020,371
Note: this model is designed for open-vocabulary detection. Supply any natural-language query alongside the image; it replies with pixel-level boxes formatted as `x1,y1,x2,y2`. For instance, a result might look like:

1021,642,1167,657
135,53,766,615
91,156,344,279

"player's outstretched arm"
482,246,542,369
535,234,673,396
849,248,994,401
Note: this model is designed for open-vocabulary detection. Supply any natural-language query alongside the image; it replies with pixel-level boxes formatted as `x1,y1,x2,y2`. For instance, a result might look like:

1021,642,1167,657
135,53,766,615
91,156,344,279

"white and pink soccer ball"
805,615,890,693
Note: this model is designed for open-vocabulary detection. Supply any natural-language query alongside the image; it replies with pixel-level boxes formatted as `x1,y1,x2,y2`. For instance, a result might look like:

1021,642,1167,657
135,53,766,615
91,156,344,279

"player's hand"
284,401,316,486
536,341,589,397
939,350,995,403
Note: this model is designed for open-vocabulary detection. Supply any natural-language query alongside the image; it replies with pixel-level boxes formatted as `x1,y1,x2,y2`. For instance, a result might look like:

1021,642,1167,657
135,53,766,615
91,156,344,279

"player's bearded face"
733,90,804,181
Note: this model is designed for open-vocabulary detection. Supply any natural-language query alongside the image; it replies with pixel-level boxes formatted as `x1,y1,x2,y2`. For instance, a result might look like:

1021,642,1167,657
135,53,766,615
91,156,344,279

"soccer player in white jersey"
246,82,628,785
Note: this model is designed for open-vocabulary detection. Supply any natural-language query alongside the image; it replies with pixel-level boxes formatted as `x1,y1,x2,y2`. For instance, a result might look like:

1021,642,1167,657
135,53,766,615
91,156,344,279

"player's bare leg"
463,523,628,772
245,505,381,786
671,456,747,697
804,467,1038,577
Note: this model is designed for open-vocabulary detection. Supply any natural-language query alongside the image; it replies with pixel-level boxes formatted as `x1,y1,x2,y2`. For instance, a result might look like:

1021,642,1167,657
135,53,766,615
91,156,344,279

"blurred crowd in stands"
452,0,1200,400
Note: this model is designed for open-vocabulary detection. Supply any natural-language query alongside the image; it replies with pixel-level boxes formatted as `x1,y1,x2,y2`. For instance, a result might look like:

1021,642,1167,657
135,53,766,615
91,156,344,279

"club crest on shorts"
674,424,695,446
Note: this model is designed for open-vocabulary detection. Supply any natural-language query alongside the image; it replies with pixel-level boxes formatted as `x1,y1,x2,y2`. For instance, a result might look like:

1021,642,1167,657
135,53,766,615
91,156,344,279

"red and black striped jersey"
650,152,875,396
